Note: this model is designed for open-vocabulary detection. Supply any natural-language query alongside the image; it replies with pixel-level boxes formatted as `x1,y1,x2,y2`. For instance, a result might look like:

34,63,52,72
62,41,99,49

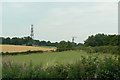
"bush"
56,41,74,52
2,56,120,79
78,46,119,55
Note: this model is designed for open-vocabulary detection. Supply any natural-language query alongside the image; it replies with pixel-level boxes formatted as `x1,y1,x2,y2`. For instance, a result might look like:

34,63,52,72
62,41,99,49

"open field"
2,51,119,79
3,51,116,67
0,45,56,53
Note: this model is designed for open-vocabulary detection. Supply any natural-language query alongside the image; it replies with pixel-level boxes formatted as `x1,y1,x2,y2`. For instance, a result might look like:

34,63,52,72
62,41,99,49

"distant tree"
11,37,19,45
0,37,4,44
1,36,59,47
57,41,73,52
67,41,74,50
46,41,51,46
77,43,84,46
108,35,119,46
39,41,47,46
84,33,119,46
6,37,11,44
34,40,40,45
23,36,33,45
84,35,97,47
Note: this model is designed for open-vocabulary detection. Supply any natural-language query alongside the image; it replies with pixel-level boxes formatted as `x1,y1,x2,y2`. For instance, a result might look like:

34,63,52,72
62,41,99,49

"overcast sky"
2,2,118,43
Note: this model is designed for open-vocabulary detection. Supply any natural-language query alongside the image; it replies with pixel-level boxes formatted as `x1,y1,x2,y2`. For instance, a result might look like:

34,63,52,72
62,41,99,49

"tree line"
0,36,82,47
84,33,120,47
57,33,119,52
0,36,58,46
0,33,119,52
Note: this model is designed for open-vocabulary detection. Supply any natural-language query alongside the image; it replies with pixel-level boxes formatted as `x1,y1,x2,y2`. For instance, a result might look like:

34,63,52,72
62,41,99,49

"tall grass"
2,56,120,79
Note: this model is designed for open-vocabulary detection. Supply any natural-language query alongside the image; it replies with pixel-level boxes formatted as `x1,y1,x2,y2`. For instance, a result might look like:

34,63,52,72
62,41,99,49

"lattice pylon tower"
30,24,34,40
72,36,77,43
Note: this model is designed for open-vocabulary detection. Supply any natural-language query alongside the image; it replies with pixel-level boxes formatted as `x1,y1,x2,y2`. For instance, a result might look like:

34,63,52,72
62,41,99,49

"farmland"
1,45,120,79
2,51,116,67
2,45,118,67
0,45,56,53
2,51,120,79
1,33,120,79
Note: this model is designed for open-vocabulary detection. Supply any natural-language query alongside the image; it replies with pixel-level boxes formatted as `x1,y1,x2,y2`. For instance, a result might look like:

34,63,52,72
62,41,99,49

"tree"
23,36,33,46
84,33,119,46
57,41,73,52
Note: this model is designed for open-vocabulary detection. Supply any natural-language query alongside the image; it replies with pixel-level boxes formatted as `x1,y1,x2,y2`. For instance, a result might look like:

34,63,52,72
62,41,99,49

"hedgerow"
78,46,119,55
0,50,44,56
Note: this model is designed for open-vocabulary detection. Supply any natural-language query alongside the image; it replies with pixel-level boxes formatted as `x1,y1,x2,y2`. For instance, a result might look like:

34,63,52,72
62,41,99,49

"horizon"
1,32,118,44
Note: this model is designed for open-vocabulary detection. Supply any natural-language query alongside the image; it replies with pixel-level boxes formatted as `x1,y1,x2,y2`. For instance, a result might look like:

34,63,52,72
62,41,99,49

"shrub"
56,41,73,52
2,56,120,79
78,46,119,55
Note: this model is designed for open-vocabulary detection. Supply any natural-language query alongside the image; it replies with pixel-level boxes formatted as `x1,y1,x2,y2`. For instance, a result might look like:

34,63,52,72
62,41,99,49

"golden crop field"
0,45,56,53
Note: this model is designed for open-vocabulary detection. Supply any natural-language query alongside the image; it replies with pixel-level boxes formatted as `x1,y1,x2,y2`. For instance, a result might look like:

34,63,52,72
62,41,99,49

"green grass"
2,51,120,79
2,51,116,67
0,56,2,79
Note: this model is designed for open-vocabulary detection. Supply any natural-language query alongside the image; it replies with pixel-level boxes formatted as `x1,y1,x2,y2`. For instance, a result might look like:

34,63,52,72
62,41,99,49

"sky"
2,2,118,43
1,0,119,2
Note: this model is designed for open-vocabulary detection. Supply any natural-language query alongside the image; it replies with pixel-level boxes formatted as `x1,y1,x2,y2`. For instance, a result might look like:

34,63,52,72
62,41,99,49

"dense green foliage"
1,50,44,56
84,33,119,46
1,33,119,52
55,34,119,52
78,46,119,55
56,41,74,51
0,36,58,46
2,56,120,79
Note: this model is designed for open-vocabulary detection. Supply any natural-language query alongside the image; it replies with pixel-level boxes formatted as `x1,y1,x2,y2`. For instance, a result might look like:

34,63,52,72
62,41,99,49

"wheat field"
0,45,56,53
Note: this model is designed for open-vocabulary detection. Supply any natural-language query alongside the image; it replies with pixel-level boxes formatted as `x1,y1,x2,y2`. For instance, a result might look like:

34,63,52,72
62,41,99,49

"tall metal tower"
72,36,77,43
30,24,34,40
